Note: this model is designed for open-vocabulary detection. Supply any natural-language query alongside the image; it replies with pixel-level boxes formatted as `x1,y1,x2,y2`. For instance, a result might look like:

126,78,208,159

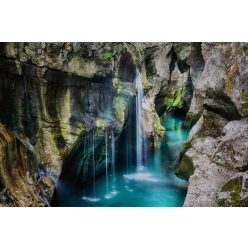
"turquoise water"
60,114,190,207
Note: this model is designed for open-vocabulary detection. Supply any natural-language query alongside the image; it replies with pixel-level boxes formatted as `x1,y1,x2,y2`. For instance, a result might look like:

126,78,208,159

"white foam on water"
82,196,101,202
125,185,134,192
104,194,113,199
123,172,160,183
104,189,119,200
110,189,119,196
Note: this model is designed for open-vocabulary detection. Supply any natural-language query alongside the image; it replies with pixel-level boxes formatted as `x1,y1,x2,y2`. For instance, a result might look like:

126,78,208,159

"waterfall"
125,124,131,174
111,130,116,189
92,130,96,198
105,131,109,197
83,134,88,179
135,68,145,170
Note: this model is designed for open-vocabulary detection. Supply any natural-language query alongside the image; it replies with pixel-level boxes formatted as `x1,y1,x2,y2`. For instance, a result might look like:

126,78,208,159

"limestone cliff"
177,43,248,206
1,42,245,207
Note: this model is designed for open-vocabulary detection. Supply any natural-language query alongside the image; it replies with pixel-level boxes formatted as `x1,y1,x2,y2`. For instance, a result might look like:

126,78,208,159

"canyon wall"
0,42,192,206
1,42,246,207
177,43,248,206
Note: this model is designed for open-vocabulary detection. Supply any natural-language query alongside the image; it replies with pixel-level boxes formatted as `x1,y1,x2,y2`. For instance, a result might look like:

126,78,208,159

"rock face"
0,42,194,206
0,123,53,206
177,43,248,207
0,42,139,205
1,42,246,207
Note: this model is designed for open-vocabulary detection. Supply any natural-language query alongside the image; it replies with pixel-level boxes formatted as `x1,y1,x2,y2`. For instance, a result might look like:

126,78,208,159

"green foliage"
102,51,113,61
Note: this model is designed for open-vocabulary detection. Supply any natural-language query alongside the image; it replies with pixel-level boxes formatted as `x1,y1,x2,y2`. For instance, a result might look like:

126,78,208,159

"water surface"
59,114,190,207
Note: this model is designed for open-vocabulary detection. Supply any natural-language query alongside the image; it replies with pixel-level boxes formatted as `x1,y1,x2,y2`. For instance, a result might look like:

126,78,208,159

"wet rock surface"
0,42,247,206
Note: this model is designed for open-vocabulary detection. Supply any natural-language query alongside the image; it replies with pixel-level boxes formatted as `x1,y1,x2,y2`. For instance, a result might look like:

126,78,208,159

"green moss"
185,111,202,127
241,90,248,116
102,51,113,61
173,88,184,107
176,154,194,181
241,90,248,101
163,79,192,111
217,177,242,207
153,115,165,137
134,43,143,53
164,84,185,109
181,141,192,155
243,45,248,56
164,96,174,106
113,95,127,131
116,78,123,94
225,69,234,96
173,43,191,54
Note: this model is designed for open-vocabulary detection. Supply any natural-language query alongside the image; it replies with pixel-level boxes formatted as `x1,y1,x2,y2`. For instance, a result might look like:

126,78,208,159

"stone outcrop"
177,43,248,207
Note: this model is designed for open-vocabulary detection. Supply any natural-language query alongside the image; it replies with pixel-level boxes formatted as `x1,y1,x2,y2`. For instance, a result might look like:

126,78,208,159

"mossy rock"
243,45,248,56
241,90,248,102
181,141,192,155
144,46,159,77
225,68,234,96
102,50,113,62
153,114,165,137
217,177,242,207
176,154,194,181
164,90,183,108
164,82,188,110
113,95,127,132
173,43,191,55
185,111,202,127
241,90,248,116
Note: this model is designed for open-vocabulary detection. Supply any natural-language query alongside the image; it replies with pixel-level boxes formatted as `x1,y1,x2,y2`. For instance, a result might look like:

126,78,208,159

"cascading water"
135,68,146,170
105,131,109,197
92,130,96,199
111,130,117,195
55,68,189,207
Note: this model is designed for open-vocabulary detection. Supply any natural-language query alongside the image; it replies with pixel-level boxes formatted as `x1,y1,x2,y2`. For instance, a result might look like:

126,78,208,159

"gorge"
0,42,248,207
